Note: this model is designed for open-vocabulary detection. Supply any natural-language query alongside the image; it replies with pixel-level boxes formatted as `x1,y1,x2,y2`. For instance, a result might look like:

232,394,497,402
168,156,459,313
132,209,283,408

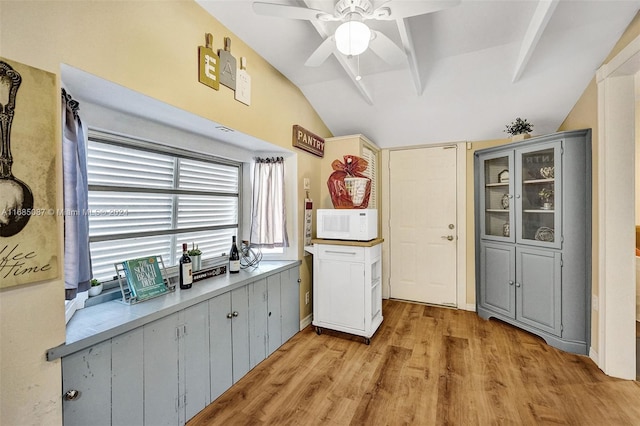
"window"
87,130,241,282
361,145,377,209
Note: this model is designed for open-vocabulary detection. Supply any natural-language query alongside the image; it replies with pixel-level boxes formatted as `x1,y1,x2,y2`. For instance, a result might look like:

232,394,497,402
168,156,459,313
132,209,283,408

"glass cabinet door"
516,142,561,248
481,152,514,241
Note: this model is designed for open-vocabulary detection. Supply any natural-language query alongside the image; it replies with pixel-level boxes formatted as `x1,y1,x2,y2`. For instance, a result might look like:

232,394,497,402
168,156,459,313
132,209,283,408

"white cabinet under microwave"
311,241,383,344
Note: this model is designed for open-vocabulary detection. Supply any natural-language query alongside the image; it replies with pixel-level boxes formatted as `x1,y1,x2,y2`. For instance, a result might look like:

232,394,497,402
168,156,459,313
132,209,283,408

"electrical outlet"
305,291,310,305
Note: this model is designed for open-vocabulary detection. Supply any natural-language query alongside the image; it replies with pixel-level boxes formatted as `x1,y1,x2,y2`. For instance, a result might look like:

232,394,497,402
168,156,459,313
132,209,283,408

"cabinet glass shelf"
523,178,554,184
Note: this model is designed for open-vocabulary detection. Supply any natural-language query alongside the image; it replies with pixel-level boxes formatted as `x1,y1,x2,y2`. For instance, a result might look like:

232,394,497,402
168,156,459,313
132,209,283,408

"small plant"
538,187,554,202
504,117,533,136
187,243,202,256
90,278,100,287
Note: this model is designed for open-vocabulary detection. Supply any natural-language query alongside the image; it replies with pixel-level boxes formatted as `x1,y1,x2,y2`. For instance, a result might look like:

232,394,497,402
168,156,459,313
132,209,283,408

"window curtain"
62,88,92,300
250,157,288,248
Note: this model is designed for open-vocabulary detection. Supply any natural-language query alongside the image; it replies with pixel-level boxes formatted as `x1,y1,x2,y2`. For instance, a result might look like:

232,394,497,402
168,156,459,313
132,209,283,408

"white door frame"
380,142,468,310
595,34,639,379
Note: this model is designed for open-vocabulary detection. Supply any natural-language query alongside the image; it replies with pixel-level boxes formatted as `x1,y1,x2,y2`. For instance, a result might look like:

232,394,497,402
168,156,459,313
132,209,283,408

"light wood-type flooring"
189,300,640,425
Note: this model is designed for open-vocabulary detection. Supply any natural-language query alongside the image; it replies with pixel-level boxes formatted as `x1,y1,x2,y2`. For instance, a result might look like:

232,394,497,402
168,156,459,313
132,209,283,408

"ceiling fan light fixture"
335,20,371,56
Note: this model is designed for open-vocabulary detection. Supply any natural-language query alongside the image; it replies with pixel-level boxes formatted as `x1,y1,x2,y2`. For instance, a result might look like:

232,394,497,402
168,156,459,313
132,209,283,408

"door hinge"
176,324,187,339
176,393,187,408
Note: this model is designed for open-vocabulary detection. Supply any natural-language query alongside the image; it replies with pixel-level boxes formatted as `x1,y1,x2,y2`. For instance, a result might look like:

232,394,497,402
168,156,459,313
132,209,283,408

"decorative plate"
501,193,509,209
534,226,554,242
540,166,554,179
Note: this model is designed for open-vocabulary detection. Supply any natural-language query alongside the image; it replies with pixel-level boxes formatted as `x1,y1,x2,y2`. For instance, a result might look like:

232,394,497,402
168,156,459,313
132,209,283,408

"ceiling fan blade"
369,31,406,65
252,2,333,21
305,37,336,67
371,0,460,20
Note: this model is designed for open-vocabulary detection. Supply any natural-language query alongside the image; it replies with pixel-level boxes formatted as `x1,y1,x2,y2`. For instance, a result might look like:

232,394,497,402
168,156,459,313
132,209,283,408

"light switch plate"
303,178,310,190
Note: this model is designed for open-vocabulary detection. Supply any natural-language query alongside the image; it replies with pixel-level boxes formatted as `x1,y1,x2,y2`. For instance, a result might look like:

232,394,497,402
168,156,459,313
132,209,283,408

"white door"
389,146,458,306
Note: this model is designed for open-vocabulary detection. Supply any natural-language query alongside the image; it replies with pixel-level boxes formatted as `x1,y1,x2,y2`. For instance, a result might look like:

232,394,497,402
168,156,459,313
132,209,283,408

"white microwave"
316,209,378,241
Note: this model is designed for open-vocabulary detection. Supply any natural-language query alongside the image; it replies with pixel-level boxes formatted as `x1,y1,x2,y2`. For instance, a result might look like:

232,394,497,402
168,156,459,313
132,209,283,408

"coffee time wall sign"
292,125,324,158
0,58,59,288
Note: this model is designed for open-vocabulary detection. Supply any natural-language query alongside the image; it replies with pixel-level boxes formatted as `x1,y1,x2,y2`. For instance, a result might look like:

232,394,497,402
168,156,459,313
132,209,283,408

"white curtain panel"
250,157,288,248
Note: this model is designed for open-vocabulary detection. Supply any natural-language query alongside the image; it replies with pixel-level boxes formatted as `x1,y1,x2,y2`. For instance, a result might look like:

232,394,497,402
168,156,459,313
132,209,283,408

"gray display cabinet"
475,130,591,354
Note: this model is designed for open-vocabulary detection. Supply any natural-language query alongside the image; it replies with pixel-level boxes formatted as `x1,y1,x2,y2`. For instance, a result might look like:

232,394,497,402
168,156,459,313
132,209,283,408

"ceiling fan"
252,0,460,67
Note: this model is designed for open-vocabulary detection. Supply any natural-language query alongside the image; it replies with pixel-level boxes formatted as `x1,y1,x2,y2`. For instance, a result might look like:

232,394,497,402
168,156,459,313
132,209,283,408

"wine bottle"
179,243,193,289
229,236,240,274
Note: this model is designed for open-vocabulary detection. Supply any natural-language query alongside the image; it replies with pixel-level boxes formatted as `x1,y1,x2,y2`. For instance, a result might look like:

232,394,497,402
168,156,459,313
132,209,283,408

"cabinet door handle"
226,313,233,319
64,390,81,401
508,280,514,286
232,311,239,317
441,235,454,241
515,282,521,287
516,194,521,199
325,250,357,255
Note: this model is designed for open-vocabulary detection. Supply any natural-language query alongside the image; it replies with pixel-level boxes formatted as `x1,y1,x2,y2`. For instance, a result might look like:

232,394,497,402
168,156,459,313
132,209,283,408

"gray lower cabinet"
480,242,561,337
475,130,591,355
140,302,211,426
208,286,250,402
61,264,300,426
62,329,145,426
269,265,300,348
62,339,112,426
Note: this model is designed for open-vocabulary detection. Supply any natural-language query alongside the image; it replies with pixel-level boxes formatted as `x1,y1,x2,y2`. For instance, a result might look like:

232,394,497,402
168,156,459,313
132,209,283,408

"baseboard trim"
300,313,313,330
464,303,476,312
589,347,599,367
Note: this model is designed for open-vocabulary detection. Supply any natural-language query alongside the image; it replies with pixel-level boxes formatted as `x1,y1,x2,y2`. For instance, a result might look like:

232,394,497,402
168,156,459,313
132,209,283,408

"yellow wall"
0,1,329,424
557,11,640,354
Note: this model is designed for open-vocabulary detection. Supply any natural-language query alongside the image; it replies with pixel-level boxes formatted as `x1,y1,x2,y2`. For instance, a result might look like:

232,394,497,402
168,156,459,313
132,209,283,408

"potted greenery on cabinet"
188,243,202,271
504,117,533,141
88,279,102,296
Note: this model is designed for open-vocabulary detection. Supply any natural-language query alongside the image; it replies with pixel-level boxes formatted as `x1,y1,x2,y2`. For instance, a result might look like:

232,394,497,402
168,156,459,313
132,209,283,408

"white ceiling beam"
396,18,423,95
303,0,374,104
512,0,559,83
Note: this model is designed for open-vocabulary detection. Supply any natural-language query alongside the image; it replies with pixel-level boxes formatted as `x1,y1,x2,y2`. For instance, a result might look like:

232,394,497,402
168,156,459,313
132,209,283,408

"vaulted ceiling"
197,0,640,148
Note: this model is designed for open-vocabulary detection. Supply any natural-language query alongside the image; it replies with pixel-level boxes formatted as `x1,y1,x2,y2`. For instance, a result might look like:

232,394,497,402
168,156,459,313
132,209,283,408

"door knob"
232,311,239,317
441,235,454,241
226,313,233,319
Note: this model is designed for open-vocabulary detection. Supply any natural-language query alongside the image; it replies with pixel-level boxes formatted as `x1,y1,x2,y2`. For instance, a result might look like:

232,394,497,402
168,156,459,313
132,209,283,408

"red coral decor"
327,155,372,209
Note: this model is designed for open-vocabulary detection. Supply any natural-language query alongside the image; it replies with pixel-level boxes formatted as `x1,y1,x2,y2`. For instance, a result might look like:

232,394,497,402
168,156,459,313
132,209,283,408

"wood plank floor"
189,300,640,425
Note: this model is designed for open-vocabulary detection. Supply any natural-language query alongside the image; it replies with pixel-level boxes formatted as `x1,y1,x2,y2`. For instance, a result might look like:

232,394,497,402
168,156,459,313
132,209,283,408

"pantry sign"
292,125,324,158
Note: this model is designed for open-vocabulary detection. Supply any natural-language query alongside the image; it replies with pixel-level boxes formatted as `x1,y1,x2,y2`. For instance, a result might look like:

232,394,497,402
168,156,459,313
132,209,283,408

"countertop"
47,260,301,361
309,237,384,247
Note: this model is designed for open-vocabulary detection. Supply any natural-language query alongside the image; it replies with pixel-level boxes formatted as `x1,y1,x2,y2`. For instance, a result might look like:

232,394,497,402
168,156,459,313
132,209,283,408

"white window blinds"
86,133,240,281
361,145,377,209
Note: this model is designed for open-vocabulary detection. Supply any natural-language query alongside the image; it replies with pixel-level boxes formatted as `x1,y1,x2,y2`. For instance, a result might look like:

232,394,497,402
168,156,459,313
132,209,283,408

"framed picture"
498,169,509,183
